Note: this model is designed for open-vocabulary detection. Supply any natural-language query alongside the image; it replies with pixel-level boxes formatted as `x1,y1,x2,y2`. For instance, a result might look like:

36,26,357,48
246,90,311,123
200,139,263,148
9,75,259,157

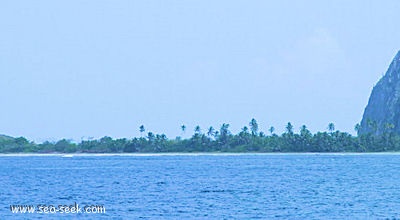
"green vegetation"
2,119,400,153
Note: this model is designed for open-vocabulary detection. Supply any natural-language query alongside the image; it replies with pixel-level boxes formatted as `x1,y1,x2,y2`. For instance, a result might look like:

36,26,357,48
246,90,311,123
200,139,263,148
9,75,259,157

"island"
3,51,400,153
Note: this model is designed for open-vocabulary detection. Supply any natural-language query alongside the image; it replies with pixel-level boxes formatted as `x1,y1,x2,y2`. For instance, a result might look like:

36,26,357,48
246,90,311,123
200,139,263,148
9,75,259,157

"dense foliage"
1,119,400,153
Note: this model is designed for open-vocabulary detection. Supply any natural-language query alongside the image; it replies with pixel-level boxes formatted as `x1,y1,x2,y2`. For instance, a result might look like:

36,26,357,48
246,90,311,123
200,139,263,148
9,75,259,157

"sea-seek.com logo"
10,202,105,214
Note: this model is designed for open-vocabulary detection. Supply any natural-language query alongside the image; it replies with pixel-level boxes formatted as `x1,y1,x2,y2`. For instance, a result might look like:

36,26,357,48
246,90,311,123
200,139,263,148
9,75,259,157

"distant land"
0,120,398,153
3,52,400,153
360,51,400,135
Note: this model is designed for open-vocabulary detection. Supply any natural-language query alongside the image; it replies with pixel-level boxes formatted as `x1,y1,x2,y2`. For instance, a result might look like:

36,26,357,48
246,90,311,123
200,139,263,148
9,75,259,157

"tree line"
1,119,399,153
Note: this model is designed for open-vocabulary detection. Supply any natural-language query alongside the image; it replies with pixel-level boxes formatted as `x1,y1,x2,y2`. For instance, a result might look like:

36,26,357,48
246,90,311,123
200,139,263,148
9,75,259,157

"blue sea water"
1,154,400,219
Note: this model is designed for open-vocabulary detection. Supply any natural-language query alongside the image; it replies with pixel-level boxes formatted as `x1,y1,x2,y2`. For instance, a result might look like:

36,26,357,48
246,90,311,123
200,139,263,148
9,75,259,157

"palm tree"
299,125,312,151
269,126,275,135
181,124,186,136
219,123,230,145
139,125,145,137
207,126,215,138
300,125,310,136
328,123,335,134
285,122,293,134
284,122,294,151
147,132,155,142
220,123,230,135
249,118,259,136
354,123,360,134
194,125,201,134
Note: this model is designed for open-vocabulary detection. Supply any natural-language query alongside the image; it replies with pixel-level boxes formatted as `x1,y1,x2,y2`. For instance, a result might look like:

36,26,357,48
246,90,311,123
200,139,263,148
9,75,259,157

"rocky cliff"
359,51,400,135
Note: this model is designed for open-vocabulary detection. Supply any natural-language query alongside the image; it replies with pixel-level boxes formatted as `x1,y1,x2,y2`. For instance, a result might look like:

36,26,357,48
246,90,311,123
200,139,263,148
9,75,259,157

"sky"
1,0,400,142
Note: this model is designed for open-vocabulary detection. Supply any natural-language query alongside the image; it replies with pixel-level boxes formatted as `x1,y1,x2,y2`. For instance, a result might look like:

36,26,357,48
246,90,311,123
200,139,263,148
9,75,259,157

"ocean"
1,153,400,219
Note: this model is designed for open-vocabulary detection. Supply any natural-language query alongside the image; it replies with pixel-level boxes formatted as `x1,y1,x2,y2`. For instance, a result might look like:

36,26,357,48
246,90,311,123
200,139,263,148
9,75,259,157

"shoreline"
2,152,400,157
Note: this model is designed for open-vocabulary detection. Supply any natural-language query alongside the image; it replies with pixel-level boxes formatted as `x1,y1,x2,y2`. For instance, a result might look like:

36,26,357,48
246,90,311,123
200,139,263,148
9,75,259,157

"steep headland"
359,51,400,135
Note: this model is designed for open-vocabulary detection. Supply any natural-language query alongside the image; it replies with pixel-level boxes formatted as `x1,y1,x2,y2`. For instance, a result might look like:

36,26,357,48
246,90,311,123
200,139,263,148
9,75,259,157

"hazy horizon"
2,1,400,142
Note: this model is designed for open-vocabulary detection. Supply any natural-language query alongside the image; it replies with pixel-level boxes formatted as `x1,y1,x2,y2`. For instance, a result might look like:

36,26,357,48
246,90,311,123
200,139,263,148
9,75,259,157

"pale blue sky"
1,1,400,142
